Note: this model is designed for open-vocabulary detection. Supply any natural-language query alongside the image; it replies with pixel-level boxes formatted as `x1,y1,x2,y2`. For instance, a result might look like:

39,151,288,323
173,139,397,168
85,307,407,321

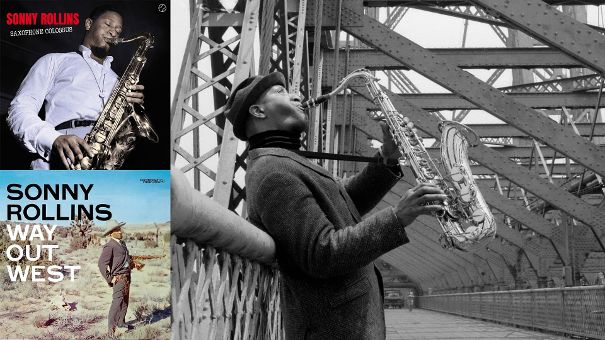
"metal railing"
419,286,605,340
171,170,283,340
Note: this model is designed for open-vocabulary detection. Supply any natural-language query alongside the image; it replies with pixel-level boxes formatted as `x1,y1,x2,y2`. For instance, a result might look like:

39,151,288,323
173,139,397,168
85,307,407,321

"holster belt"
113,273,131,283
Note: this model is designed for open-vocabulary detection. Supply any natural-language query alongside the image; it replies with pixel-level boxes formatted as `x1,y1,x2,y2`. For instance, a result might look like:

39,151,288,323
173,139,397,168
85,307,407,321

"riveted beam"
381,252,432,288
322,48,581,77
478,184,568,263
324,5,605,179
403,228,482,285
407,225,491,285
500,74,602,93
384,249,455,288
214,0,260,206
389,248,466,288
406,243,473,287
383,236,466,288
363,0,605,6
344,91,602,110
470,0,605,75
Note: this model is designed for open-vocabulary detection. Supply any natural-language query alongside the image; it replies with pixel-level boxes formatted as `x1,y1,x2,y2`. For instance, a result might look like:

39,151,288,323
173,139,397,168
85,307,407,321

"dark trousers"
108,275,131,332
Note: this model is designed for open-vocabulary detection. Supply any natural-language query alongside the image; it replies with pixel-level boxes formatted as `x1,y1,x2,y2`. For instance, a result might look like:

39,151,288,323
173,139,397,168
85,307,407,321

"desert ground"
0,222,171,339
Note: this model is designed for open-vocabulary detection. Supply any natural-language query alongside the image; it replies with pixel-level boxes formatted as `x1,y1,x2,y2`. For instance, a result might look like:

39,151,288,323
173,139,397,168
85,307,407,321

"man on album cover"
224,72,447,339
98,220,134,336
6,5,145,170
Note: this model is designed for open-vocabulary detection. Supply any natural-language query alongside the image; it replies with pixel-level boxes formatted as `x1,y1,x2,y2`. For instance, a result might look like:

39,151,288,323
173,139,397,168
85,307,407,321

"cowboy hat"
102,219,126,236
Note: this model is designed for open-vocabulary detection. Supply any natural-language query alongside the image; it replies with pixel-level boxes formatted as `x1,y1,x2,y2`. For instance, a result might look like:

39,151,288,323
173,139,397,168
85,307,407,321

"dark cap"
225,72,286,141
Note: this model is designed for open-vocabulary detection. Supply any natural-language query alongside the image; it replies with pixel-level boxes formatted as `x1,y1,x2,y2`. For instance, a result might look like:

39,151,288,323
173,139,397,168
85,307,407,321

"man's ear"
249,105,266,119
85,18,93,31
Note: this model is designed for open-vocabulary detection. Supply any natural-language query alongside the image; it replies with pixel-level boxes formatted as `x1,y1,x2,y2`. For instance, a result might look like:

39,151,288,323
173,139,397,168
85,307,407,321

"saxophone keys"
421,168,435,179
95,133,106,143
458,186,472,203
472,209,485,223
450,166,466,183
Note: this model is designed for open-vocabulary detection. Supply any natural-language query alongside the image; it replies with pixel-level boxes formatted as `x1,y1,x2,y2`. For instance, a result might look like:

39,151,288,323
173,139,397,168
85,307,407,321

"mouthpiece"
301,94,331,109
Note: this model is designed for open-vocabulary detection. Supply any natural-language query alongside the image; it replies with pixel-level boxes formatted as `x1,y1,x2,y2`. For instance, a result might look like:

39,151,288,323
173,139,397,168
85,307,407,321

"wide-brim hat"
224,72,286,141
102,219,126,236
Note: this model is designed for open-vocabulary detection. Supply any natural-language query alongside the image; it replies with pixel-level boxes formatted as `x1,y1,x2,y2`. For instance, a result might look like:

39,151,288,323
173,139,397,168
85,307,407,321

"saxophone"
302,69,496,250
75,33,158,170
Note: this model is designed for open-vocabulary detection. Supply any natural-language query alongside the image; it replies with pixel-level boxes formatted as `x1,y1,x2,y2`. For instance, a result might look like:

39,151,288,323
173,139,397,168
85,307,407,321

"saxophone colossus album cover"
0,0,170,170
0,170,171,339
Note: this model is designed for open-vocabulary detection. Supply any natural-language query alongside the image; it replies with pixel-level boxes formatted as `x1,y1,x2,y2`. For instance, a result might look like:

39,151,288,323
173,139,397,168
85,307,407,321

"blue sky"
0,171,170,225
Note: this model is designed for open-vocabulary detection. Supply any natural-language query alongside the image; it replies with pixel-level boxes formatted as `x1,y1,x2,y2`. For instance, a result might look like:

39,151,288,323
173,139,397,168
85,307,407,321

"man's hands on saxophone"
377,120,447,228
51,84,145,169
393,183,447,227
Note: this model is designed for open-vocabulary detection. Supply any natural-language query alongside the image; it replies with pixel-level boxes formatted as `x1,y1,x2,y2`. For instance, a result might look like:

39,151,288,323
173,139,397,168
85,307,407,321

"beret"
224,72,286,141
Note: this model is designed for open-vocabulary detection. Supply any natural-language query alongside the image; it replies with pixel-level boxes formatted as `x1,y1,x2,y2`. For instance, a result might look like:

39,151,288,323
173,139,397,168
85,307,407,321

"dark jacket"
98,238,131,285
246,148,409,339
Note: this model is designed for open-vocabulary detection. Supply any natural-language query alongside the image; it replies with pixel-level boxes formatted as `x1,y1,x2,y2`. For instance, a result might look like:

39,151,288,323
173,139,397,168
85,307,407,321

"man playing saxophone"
7,5,144,170
225,72,447,339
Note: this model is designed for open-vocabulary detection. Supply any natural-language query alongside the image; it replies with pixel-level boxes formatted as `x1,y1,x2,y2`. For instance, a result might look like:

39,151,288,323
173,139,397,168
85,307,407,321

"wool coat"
246,147,409,339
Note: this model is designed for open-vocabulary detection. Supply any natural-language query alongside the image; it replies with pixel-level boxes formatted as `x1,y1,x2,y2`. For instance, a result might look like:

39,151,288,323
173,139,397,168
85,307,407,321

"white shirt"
7,45,118,160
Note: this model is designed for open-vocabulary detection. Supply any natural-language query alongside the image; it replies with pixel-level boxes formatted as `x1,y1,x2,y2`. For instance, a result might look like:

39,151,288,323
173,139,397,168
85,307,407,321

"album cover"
0,170,171,339
0,0,171,170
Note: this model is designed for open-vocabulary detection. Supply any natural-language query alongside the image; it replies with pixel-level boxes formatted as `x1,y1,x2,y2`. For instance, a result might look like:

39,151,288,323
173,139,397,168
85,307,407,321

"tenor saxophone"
302,69,496,250
75,33,158,170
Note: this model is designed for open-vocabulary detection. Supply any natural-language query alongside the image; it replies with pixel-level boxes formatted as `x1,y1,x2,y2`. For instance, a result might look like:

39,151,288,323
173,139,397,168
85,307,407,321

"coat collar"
248,147,363,222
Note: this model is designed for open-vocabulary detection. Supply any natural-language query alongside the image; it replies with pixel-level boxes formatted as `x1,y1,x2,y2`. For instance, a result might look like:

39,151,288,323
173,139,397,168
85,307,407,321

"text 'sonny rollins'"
3,184,112,282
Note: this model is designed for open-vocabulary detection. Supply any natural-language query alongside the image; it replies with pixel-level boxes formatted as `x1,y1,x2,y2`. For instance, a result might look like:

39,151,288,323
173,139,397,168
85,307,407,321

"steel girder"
324,5,605,179
171,5,256,207
333,106,605,139
335,108,605,141
501,74,602,93
380,253,435,290
478,184,568,263
405,234,486,286
344,92,602,110
213,2,260,206
363,0,605,6
322,48,582,75
382,250,451,289
386,247,466,289
471,0,605,75
382,251,452,290
405,242,472,287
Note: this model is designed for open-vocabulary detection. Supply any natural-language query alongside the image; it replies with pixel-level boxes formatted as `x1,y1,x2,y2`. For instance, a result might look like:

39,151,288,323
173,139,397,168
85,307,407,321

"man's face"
255,85,307,133
83,11,123,58
110,228,123,240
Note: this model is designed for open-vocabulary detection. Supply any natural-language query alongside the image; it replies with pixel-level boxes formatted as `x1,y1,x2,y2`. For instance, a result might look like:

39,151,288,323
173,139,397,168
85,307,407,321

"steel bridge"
170,1,605,339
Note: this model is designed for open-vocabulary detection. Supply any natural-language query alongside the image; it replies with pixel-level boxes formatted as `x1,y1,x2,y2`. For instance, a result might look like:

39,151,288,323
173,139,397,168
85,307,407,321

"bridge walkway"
386,309,569,340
